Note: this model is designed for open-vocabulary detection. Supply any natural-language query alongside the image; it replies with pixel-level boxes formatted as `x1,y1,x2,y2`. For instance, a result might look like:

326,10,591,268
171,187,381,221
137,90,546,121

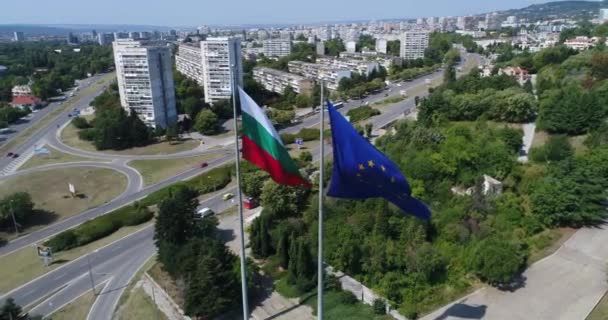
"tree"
498,127,524,153
277,230,290,269
183,239,240,318
242,170,269,199
365,123,373,138
260,181,309,217
154,185,201,275
165,124,179,142
295,94,312,109
387,40,400,56
194,109,220,135
591,51,608,79
1,298,22,320
298,151,313,163
538,86,605,135
181,96,203,119
325,39,345,57
0,192,35,227
529,135,573,163
267,109,295,127
251,213,273,258
468,237,524,285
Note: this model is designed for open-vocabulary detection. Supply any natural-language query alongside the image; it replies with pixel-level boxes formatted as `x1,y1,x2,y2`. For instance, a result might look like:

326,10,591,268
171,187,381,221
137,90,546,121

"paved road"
421,225,608,320
1,52,482,319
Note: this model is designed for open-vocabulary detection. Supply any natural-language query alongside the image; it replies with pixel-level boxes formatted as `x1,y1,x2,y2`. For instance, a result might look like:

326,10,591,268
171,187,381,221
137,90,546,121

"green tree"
242,170,269,199
365,123,373,138
325,39,345,57
298,151,313,163
0,192,35,227
260,181,309,217
251,214,273,258
194,109,220,135
181,96,203,119
468,237,524,285
295,94,312,109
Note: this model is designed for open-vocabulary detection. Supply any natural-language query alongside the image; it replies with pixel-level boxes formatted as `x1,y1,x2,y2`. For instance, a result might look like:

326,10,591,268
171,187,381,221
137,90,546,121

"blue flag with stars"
326,101,431,220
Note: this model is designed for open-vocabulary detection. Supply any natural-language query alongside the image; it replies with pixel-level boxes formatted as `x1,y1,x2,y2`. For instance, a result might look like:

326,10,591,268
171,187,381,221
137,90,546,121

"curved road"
0,52,482,319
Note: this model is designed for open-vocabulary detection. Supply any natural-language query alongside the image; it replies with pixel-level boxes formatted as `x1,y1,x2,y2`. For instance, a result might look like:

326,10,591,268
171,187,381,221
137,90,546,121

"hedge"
44,204,153,252
346,106,381,123
281,128,320,145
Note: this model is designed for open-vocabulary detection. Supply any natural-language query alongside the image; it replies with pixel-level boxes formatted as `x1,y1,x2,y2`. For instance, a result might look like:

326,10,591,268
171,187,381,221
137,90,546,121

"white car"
196,207,214,219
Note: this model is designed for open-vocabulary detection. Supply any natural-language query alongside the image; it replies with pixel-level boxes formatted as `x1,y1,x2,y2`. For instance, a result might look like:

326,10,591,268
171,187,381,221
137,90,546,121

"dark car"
12,153,19,158
200,162,208,168
6,152,13,157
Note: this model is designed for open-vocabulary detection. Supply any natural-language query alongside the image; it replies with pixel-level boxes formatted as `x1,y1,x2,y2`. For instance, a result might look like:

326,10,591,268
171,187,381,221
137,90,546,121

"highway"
0,51,481,319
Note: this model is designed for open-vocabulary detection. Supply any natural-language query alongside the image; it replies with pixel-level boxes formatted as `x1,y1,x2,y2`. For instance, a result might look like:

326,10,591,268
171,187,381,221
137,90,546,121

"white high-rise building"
112,40,177,128
346,41,357,53
376,38,388,54
400,31,429,60
262,39,292,57
97,33,115,46
600,8,608,23
13,32,25,42
176,42,204,85
200,37,243,104
316,41,325,56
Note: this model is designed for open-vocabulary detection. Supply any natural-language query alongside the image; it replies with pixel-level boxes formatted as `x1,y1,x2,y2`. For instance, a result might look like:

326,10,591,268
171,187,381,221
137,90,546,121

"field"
61,120,199,156
48,288,97,320
116,287,167,320
19,145,102,170
128,153,225,186
0,167,127,241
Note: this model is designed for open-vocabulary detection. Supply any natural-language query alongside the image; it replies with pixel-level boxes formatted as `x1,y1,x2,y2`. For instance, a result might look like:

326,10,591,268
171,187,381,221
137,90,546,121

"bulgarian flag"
238,87,311,188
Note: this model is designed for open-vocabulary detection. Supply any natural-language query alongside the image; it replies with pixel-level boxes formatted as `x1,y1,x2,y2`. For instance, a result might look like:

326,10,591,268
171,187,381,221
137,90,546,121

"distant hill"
498,1,604,21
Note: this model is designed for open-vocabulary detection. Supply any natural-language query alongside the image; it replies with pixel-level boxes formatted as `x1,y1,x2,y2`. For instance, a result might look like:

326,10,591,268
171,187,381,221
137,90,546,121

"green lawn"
587,291,608,320
128,153,225,186
19,145,102,170
61,122,199,156
116,287,167,320
0,223,152,294
0,167,127,242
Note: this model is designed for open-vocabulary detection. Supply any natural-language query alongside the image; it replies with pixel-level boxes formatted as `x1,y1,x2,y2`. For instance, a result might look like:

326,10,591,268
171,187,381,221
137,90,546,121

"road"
0,51,482,319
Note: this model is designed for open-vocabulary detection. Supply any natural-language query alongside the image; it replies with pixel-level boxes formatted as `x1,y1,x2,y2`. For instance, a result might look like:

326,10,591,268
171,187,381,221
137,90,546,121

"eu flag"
326,101,431,220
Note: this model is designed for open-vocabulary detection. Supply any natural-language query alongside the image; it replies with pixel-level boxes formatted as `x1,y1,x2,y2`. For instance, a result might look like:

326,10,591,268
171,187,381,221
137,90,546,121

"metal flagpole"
230,40,249,320
317,81,325,320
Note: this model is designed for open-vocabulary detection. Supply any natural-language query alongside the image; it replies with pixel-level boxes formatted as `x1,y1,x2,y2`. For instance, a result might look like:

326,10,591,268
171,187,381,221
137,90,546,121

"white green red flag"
238,87,311,188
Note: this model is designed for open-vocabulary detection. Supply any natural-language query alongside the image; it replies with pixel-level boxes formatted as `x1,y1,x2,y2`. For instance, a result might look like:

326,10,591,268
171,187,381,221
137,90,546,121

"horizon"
0,0,576,27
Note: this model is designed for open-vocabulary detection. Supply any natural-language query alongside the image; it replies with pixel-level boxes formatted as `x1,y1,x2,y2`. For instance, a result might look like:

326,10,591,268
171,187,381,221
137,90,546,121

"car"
196,207,215,219
200,162,208,168
223,193,234,201
6,152,13,157
12,153,19,158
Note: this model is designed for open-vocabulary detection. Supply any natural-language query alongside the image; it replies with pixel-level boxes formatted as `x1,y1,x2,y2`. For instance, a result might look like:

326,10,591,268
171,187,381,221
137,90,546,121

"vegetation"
0,298,41,320
346,106,381,123
0,192,35,229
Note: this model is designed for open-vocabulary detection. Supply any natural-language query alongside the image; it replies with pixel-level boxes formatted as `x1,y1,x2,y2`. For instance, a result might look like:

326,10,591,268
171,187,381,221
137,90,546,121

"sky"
1,0,568,27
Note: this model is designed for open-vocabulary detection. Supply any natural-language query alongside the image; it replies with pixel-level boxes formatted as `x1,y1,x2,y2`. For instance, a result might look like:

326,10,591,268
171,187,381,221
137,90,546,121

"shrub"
346,106,381,122
44,229,78,251
373,298,387,315
280,128,319,145
335,290,358,305
78,128,96,141
71,116,91,129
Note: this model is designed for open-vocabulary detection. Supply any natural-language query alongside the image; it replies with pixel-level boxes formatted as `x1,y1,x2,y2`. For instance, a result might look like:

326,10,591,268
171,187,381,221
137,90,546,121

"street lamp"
9,200,18,235
87,249,99,295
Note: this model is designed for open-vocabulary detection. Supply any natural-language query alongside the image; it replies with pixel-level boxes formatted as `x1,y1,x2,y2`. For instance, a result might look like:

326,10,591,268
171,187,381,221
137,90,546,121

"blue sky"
1,0,565,26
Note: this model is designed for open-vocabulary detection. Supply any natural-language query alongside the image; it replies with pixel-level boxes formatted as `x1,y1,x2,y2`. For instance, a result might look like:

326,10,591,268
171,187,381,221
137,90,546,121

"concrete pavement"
421,225,608,320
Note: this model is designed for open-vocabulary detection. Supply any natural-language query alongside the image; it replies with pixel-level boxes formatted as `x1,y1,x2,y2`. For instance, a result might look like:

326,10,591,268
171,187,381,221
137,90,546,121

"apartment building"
339,51,401,70
175,42,204,85
112,40,177,128
316,56,379,77
400,31,429,60
253,67,314,95
13,32,25,42
97,33,115,46
201,37,243,104
262,39,292,57
288,61,351,91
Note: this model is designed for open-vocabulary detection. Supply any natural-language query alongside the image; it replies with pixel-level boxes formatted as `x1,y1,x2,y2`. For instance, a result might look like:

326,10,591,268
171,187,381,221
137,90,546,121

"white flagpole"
230,40,249,320
317,81,325,320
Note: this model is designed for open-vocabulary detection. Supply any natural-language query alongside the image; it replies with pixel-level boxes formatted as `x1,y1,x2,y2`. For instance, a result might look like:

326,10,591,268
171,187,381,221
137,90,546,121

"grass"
531,130,550,148
0,222,152,294
48,288,97,320
61,122,199,155
128,153,224,186
0,167,127,241
116,287,168,320
306,290,393,320
286,140,319,158
587,291,608,320
148,262,185,309
372,95,406,107
19,145,102,170
0,73,115,155
527,228,576,265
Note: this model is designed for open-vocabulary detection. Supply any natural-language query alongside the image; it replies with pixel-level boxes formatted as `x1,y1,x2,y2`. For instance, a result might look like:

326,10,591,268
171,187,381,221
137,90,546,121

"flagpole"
230,39,249,320
317,81,325,320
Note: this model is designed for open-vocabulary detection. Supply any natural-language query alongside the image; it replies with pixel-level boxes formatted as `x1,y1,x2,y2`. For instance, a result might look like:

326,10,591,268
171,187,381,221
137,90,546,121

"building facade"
97,33,115,46
176,43,204,85
376,38,388,54
600,8,608,23
400,31,429,60
288,61,351,91
253,67,314,95
316,57,379,77
13,32,25,42
262,39,292,57
200,37,243,104
112,40,177,128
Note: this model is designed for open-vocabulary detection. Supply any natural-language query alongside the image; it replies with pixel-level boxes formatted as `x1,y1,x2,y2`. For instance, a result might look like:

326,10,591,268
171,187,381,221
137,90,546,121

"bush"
335,290,358,305
78,128,96,141
71,116,91,129
373,298,387,315
529,135,573,163
280,128,319,144
468,237,525,285
44,204,153,252
346,106,381,123
44,229,78,251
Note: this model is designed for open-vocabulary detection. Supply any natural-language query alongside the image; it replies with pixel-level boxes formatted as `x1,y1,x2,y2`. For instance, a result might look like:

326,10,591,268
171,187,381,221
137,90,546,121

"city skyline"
1,0,570,26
